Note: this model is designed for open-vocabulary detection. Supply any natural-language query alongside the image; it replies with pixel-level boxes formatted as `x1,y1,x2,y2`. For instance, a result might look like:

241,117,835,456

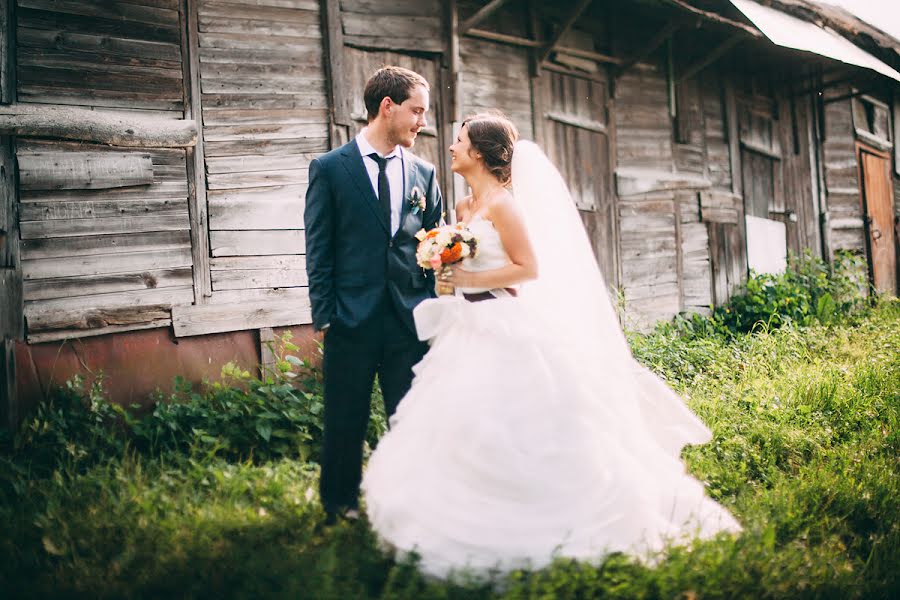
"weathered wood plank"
209,254,305,270
23,247,193,279
20,180,189,202
17,26,181,60
24,267,192,301
341,14,440,42
200,0,319,22
203,137,328,157
18,151,154,190
206,168,307,190
205,153,313,173
27,319,171,343
0,104,197,147
18,7,181,44
18,0,179,27
20,230,190,260
17,46,181,72
172,297,311,337
340,0,438,17
208,185,304,229
209,230,305,256
209,285,308,305
198,31,320,50
19,197,186,221
17,85,183,110
201,92,327,110
211,268,307,290
198,15,320,37
20,213,189,239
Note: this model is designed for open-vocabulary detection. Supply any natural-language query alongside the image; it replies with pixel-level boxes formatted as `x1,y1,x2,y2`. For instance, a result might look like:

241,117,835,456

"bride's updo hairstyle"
462,112,519,186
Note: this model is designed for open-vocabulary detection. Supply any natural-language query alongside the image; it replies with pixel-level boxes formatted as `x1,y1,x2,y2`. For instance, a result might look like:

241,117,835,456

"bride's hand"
440,265,476,288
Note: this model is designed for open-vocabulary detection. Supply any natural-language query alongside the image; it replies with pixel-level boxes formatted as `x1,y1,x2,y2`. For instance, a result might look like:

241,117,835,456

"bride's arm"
446,197,538,289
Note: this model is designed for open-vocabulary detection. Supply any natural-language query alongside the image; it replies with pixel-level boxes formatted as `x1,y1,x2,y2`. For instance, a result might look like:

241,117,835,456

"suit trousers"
319,293,429,513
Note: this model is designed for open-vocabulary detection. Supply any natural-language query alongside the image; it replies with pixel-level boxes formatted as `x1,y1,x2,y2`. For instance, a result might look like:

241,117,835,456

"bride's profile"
361,112,742,579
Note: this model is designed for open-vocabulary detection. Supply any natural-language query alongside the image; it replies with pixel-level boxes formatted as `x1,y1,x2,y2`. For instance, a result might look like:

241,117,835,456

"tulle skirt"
361,296,741,579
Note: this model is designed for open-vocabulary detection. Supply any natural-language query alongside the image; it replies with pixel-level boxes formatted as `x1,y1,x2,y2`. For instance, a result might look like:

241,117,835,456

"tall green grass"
1,297,897,598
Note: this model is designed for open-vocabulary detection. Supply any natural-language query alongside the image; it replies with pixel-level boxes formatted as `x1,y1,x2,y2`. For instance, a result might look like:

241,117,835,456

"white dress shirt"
356,129,405,236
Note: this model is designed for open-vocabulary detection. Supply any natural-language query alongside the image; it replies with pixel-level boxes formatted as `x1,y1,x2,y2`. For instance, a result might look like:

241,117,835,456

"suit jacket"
304,139,444,334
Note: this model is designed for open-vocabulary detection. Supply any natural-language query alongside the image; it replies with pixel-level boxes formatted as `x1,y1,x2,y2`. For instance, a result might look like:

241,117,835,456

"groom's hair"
364,66,430,122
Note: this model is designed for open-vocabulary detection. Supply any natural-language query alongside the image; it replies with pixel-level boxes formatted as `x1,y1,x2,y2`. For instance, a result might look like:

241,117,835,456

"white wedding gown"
363,140,743,578
361,214,741,579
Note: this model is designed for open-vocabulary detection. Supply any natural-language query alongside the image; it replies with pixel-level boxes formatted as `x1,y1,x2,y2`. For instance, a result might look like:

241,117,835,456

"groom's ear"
379,96,394,117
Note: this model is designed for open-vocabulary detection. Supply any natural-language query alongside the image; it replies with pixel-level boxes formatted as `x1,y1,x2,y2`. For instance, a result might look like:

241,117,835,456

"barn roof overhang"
730,0,900,83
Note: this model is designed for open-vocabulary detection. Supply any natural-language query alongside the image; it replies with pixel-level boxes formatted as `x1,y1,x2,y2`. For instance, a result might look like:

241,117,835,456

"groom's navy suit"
304,136,443,514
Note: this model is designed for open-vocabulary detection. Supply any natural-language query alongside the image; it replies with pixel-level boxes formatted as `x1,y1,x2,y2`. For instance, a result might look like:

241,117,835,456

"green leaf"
255,421,272,442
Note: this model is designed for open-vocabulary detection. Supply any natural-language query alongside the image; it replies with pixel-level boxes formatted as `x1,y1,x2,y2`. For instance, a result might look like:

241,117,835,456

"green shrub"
712,250,867,334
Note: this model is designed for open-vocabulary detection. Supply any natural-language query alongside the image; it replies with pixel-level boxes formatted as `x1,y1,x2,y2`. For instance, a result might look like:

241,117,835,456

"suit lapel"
394,150,418,238
339,140,390,234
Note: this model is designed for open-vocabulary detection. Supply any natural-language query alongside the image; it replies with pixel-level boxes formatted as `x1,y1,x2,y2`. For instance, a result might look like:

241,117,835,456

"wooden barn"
1,0,899,424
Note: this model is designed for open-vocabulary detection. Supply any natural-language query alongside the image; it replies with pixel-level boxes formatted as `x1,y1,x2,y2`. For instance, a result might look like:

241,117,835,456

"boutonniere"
407,186,426,215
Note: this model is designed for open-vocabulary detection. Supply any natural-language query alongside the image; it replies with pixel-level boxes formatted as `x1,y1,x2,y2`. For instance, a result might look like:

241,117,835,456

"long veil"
512,140,629,359
511,140,715,455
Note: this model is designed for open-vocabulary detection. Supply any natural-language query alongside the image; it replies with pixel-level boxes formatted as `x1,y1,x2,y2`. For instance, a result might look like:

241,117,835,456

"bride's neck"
465,169,504,206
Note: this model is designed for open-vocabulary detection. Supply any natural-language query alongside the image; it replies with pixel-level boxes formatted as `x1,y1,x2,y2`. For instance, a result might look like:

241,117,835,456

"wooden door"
343,48,446,191
858,146,897,294
541,70,617,287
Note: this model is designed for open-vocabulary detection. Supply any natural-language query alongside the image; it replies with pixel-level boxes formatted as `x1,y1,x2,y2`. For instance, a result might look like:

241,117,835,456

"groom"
304,66,444,523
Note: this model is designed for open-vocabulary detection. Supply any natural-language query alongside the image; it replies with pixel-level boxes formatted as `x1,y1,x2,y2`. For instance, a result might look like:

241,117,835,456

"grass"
1,300,898,599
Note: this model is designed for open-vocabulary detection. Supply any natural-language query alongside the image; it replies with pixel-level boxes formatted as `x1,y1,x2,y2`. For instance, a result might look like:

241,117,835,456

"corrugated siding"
15,0,192,342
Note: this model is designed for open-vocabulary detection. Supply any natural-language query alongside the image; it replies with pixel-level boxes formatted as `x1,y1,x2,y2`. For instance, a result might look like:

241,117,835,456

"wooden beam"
259,326,276,376
539,0,593,64
0,104,197,147
323,0,350,128
466,27,541,48
657,0,763,39
614,20,684,78
180,0,212,303
676,35,744,84
460,0,513,35
553,45,621,66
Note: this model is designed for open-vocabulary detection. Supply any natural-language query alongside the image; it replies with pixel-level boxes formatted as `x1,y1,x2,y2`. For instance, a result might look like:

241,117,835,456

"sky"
815,0,900,42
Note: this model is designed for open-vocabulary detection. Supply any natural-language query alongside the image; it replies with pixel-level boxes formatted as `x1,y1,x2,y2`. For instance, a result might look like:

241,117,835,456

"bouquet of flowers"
415,224,478,294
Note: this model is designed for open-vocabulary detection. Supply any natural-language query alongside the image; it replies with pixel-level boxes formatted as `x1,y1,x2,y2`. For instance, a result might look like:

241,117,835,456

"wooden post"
0,0,21,430
180,0,212,304
527,0,545,146
323,0,351,139
259,327,276,377
446,0,466,213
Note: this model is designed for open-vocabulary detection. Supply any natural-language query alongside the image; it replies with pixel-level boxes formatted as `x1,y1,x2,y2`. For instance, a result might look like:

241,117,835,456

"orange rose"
440,242,463,263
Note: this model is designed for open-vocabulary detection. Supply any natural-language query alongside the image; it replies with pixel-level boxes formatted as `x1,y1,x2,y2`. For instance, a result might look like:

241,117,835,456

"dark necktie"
368,153,392,229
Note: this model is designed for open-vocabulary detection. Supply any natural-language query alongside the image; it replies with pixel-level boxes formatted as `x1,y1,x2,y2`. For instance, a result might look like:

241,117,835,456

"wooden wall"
5,0,861,348
15,0,194,342
613,58,681,328
172,0,328,336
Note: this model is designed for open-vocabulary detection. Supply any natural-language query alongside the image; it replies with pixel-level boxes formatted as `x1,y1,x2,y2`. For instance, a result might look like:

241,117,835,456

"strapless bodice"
457,216,512,295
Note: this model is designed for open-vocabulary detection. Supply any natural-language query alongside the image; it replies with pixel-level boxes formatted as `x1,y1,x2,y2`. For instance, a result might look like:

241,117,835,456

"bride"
361,112,741,579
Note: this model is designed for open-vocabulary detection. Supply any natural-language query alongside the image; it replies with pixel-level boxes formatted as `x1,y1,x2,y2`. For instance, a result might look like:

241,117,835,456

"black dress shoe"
324,507,360,526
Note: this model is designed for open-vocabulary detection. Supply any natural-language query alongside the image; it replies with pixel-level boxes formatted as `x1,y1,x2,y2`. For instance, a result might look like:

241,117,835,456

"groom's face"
386,85,429,149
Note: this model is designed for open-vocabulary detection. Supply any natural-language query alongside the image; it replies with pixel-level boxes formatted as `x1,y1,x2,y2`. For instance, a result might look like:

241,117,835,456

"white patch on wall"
746,215,787,275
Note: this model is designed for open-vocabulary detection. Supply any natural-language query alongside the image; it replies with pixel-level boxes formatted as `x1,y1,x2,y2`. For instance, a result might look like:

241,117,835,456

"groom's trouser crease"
320,294,428,513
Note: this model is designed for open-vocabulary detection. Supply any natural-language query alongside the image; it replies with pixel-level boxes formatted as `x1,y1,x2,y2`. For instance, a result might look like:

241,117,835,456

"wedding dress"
361,142,741,579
